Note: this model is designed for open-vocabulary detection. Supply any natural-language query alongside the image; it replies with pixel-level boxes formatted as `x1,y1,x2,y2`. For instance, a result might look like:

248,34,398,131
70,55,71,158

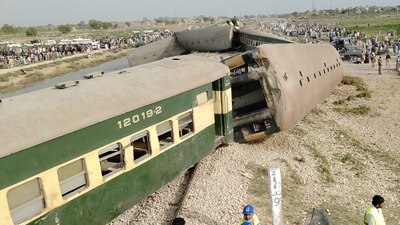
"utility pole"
0,0,3,27
312,0,316,12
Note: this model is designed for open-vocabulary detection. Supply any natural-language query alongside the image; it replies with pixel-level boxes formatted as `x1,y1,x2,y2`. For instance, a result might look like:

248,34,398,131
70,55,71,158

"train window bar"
58,159,87,199
156,121,174,150
178,112,194,139
7,178,45,224
131,131,151,163
98,143,124,178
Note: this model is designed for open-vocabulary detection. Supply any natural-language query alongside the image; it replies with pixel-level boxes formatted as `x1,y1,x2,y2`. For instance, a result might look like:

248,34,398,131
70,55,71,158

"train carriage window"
98,143,124,177
58,159,87,199
131,131,151,162
157,121,173,150
178,112,194,139
7,178,45,224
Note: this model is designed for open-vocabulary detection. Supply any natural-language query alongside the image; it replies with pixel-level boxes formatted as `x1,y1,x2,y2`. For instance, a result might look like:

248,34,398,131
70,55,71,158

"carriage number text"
117,106,162,129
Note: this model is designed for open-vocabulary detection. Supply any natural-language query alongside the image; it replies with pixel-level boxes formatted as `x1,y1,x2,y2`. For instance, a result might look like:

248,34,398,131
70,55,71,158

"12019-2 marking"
117,106,162,129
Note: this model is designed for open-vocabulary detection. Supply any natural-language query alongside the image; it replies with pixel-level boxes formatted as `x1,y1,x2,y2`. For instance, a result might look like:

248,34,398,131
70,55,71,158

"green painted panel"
0,85,213,190
27,127,215,225
212,75,231,91
241,33,291,43
214,112,233,144
239,33,291,51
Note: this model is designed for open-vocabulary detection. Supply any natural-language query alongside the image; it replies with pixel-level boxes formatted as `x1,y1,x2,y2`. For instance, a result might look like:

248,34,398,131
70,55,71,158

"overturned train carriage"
225,44,344,142
126,20,343,142
126,19,292,67
0,55,232,225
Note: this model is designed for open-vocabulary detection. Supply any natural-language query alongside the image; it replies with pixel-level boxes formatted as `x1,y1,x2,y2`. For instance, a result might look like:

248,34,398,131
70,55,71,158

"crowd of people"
271,18,400,75
2,19,399,76
271,19,331,43
0,30,172,69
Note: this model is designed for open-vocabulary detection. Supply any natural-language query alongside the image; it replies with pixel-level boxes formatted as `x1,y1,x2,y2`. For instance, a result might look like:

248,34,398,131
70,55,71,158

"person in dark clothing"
378,56,382,75
171,217,186,225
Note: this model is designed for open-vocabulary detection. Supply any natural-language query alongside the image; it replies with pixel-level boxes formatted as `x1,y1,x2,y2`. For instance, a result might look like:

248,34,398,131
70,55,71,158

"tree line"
0,19,116,37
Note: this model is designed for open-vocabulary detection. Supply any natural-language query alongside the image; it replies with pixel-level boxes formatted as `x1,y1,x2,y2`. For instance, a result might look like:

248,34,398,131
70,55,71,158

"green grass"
341,76,369,92
340,153,365,177
334,105,371,115
293,155,305,163
245,163,270,224
246,163,269,197
303,143,335,183
275,159,305,225
0,75,10,82
321,201,363,225
289,126,308,138
333,76,372,113
311,107,325,115
335,129,400,176
333,99,346,105
355,91,371,99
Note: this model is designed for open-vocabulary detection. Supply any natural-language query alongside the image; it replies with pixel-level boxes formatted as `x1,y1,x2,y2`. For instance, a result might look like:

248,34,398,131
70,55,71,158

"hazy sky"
0,0,398,27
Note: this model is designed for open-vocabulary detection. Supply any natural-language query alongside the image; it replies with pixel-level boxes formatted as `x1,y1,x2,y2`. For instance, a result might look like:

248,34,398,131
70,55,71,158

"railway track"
170,162,201,224
106,162,202,225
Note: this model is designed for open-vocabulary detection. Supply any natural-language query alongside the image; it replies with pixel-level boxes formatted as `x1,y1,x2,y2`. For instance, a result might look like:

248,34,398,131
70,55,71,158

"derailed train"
127,19,344,141
0,20,343,225
0,56,233,225
224,44,343,141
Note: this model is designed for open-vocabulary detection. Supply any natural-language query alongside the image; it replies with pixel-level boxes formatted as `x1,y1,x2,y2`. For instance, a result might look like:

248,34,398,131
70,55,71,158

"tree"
1,24,17,35
88,19,111,30
58,24,72,34
26,27,38,37
125,22,131,27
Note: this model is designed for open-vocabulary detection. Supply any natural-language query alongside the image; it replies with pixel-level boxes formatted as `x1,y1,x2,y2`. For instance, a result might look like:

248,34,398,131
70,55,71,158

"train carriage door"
212,76,233,145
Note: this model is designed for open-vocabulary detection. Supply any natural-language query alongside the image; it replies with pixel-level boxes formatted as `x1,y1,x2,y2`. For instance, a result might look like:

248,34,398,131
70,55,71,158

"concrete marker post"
268,165,282,225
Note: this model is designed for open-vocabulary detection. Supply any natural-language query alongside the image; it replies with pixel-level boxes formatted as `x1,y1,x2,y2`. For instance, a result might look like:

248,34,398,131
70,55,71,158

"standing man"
378,56,382,75
385,52,391,66
364,195,386,225
237,204,261,225
371,52,376,67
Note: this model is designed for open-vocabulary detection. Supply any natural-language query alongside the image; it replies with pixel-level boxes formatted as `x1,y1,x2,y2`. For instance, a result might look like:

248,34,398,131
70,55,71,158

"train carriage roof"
239,27,294,43
0,55,230,158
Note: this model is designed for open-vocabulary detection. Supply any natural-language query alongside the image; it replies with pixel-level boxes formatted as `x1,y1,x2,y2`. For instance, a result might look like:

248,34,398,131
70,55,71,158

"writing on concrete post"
268,166,282,225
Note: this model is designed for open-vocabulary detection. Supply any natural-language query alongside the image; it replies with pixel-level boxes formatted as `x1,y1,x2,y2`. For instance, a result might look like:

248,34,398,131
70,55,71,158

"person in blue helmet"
241,222,252,225
237,204,261,225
